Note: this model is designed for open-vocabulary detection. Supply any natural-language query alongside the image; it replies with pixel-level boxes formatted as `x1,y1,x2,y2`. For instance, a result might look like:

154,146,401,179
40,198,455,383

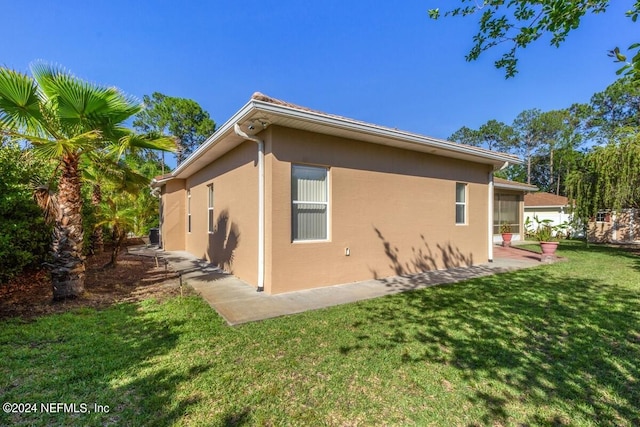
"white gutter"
494,182,539,192
172,98,521,179
233,123,265,292
525,204,568,209
250,99,522,166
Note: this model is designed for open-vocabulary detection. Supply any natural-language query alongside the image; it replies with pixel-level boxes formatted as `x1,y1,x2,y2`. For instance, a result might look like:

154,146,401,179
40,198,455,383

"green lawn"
1,241,639,426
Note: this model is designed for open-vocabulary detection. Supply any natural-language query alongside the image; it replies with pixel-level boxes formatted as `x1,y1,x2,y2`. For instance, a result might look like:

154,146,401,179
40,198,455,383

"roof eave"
250,99,523,168
169,97,524,180
495,182,539,192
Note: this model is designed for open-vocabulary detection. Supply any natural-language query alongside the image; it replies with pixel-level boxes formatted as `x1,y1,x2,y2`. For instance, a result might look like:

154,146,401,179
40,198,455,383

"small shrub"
0,143,52,284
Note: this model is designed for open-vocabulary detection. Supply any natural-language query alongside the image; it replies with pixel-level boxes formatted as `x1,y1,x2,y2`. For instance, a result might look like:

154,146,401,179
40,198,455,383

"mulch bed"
0,242,182,321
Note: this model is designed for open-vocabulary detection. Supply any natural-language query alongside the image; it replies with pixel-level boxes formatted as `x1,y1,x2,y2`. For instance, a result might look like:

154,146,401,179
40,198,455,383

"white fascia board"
251,100,523,166
172,97,523,179
495,182,539,192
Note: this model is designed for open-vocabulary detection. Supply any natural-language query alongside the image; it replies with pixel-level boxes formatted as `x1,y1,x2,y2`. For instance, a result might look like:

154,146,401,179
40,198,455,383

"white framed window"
595,211,609,223
207,184,214,233
187,189,192,233
292,165,329,241
456,183,467,225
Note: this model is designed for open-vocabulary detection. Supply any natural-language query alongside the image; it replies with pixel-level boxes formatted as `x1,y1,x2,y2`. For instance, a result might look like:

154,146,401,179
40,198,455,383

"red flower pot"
540,241,559,255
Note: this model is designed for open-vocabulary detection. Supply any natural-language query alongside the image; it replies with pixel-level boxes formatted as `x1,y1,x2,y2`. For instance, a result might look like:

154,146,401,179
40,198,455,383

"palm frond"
95,197,137,230
2,128,54,146
32,183,59,224
82,151,151,193
118,164,150,192
30,62,142,133
82,152,125,184
31,129,102,158
0,67,48,135
113,132,177,159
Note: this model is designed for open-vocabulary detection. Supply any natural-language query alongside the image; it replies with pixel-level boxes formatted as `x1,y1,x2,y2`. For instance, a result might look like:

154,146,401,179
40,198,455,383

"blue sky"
2,1,636,167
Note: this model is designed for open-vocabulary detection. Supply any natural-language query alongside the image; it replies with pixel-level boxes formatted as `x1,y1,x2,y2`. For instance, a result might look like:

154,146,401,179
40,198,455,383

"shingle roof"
524,192,569,207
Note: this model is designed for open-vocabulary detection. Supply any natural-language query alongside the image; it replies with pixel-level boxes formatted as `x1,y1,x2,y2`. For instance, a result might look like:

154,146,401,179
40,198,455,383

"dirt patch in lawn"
0,241,184,320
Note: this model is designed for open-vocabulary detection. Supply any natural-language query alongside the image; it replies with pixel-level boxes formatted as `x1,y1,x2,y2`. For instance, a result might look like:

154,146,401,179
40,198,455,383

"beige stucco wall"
265,126,491,294
588,209,640,243
160,179,186,251
182,141,260,285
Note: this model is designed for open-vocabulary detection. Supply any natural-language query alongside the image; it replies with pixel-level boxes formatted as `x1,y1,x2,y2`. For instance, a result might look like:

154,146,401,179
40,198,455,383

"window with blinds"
456,183,467,225
292,165,329,241
187,189,191,233
207,184,214,233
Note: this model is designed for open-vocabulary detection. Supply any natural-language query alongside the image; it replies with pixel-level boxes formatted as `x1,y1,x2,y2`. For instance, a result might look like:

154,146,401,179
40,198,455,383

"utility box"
149,228,160,246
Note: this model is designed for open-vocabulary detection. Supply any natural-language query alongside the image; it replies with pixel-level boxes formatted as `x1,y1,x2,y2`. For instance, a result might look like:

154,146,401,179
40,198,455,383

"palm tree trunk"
91,183,104,254
51,153,85,300
105,225,126,268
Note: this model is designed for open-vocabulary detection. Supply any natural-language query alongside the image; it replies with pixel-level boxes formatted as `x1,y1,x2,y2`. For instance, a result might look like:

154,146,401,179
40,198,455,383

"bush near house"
0,143,51,284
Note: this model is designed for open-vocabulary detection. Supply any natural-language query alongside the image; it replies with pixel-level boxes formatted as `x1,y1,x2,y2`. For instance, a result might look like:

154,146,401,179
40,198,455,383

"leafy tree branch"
429,1,638,79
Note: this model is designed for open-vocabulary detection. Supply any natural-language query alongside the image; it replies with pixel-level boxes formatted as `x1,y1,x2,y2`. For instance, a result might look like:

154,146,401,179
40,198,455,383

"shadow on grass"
220,407,252,426
0,302,210,426
342,242,640,425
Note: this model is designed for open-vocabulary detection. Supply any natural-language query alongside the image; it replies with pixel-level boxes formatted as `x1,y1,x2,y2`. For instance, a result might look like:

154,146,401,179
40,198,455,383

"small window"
292,165,329,241
596,211,609,223
456,183,467,225
187,189,192,233
207,184,214,233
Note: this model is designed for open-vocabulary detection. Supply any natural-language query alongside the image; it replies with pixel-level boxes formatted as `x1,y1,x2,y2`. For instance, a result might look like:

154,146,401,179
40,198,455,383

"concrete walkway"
129,244,545,326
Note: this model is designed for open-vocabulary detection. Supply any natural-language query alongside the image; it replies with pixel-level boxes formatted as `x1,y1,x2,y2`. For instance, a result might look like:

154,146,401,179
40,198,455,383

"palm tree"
82,153,152,255
95,194,138,268
0,63,175,300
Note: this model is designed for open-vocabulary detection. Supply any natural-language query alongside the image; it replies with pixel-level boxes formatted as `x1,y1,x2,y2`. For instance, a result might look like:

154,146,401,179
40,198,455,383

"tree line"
449,76,640,222
0,63,215,298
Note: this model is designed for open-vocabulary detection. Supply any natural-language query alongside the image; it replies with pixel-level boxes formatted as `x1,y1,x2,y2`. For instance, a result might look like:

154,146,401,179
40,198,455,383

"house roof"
494,177,538,192
152,93,523,185
524,192,569,207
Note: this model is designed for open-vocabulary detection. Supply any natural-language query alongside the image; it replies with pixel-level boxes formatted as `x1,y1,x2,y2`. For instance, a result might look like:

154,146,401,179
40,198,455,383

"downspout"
234,123,265,292
488,172,495,262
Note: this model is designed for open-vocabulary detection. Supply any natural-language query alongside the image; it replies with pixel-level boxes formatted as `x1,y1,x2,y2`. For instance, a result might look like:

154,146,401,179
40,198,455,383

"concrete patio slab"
129,244,547,326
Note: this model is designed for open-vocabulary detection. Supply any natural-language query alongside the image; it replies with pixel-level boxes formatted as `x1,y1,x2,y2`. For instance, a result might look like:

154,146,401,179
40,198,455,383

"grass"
1,241,639,426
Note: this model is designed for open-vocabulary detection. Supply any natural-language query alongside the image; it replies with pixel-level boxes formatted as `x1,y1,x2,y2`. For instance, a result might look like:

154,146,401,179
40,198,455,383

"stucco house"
524,192,572,236
587,209,640,243
152,93,522,294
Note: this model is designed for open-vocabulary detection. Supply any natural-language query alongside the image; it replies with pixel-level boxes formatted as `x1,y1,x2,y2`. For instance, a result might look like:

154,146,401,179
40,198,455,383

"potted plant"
531,216,559,257
499,222,513,247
